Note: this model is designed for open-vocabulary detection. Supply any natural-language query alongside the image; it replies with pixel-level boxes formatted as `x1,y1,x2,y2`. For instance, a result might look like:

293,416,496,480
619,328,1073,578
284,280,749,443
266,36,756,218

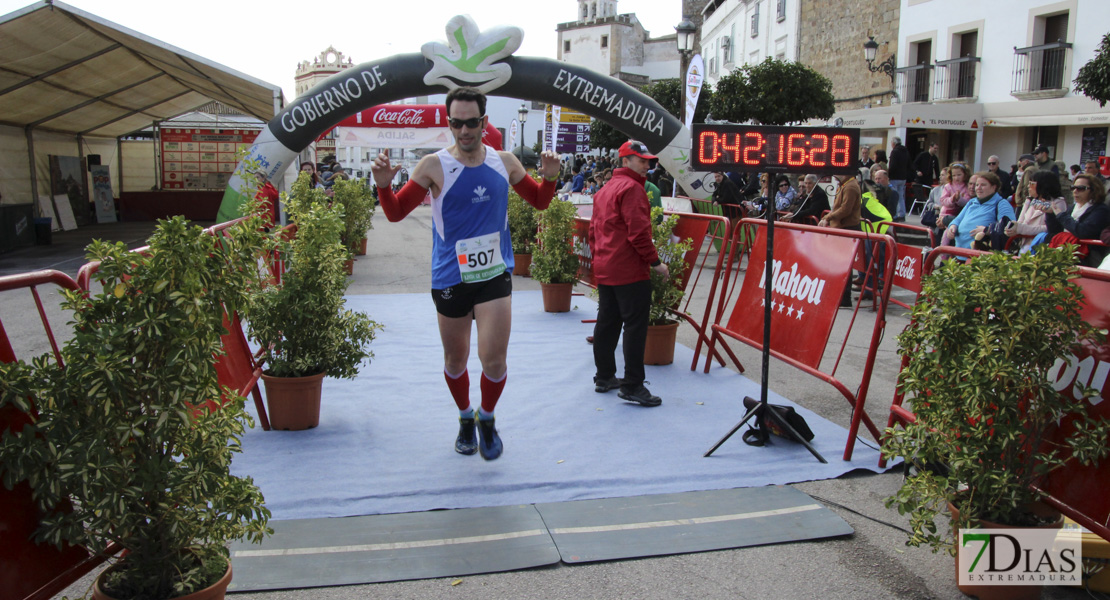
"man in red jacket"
589,140,670,406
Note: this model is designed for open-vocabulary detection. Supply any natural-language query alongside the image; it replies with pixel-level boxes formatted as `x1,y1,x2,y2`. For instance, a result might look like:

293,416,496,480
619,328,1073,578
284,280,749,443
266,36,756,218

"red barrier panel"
574,211,731,370
704,219,894,460
877,221,935,310
1039,266,1110,541
0,270,114,600
881,247,1110,541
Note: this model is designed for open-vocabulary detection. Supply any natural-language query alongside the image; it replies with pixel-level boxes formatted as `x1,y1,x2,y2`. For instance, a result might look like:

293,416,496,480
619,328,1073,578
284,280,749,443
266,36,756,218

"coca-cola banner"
336,104,447,129
890,242,926,294
217,14,708,222
727,226,858,370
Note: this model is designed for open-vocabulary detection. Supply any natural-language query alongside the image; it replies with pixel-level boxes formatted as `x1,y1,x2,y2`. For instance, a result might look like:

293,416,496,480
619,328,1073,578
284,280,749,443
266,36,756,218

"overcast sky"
0,0,684,101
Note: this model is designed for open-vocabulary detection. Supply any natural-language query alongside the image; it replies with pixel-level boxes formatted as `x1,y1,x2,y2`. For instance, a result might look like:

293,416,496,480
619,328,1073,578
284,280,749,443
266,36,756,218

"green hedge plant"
330,176,376,252
0,215,273,598
881,247,1110,553
507,186,538,255
648,208,692,326
249,173,381,378
529,198,579,285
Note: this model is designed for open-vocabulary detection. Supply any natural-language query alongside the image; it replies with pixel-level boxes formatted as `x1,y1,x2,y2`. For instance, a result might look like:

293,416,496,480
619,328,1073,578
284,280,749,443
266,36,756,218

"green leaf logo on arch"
422,15,522,93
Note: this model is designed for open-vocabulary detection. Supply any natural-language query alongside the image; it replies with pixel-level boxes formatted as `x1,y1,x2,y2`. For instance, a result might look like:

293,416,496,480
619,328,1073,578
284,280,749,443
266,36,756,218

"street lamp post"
517,103,528,167
674,18,697,126
674,17,697,196
863,36,897,94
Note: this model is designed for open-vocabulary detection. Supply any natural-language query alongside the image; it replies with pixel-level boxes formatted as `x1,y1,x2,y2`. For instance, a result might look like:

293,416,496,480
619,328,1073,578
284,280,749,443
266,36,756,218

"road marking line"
233,529,549,558
549,503,824,535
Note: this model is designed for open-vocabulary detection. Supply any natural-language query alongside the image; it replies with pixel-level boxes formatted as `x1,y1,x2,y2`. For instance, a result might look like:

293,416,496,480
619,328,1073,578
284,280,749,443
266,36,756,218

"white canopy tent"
0,0,284,220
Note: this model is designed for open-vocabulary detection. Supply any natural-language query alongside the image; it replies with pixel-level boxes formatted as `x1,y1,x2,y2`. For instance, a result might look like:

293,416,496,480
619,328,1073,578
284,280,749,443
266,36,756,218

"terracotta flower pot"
93,559,232,600
513,253,532,277
540,282,573,312
644,321,679,365
948,501,1063,600
343,258,354,276
356,237,367,256
261,371,325,430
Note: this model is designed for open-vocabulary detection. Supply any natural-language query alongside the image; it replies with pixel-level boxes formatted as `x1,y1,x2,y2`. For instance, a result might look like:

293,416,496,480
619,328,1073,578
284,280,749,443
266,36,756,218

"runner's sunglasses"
448,116,485,129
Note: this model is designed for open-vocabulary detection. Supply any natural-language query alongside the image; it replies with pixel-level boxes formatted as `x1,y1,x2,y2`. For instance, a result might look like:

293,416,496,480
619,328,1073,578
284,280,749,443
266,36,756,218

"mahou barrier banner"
1041,272,1110,540
728,226,858,369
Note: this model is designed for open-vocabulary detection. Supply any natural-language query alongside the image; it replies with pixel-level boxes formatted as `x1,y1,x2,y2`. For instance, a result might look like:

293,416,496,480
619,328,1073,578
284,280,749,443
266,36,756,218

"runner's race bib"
456,232,505,283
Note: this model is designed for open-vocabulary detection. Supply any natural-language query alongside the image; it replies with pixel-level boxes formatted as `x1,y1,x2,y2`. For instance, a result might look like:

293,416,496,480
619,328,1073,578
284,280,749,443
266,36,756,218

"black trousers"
593,279,651,387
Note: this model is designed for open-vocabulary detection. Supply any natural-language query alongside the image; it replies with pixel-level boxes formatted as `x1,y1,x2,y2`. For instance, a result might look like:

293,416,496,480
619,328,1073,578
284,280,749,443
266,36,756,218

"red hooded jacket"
588,167,659,285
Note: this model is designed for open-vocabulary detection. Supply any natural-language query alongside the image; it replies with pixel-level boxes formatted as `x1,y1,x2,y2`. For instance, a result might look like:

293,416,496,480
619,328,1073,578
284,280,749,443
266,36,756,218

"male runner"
371,87,560,460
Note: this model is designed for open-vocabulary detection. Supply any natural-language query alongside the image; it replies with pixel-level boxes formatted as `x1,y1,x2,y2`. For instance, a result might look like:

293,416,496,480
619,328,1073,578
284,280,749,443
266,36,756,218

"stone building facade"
798,0,900,111
293,46,355,162
557,0,707,87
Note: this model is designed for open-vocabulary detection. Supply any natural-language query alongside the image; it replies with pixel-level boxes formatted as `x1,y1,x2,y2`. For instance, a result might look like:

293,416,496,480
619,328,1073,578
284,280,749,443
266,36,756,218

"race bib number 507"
456,232,506,283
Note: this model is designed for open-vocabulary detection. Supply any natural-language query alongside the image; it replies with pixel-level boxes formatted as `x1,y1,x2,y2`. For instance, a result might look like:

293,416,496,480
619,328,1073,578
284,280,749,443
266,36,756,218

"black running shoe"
455,416,477,455
618,384,662,406
594,375,621,393
477,417,503,460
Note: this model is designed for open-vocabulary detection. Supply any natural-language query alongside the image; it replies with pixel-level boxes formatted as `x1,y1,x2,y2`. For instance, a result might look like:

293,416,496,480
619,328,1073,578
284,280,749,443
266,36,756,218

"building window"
564,40,571,53
777,0,786,22
601,35,608,49
751,4,760,38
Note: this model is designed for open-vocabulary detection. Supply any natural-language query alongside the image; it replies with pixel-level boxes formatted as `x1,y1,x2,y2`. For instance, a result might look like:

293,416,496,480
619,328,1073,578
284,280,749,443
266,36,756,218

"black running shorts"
431,271,513,318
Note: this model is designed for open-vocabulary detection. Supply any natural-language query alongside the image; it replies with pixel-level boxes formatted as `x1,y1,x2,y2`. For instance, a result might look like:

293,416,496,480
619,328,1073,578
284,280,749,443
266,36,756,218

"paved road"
4,210,1086,600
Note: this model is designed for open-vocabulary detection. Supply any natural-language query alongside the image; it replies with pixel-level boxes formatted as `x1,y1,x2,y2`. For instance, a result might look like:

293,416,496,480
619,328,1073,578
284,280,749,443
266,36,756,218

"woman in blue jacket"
945,171,1016,249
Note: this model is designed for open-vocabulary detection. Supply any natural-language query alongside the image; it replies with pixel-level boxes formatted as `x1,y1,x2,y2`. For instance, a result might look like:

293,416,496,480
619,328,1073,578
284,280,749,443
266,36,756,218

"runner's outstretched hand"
538,150,561,181
371,153,402,188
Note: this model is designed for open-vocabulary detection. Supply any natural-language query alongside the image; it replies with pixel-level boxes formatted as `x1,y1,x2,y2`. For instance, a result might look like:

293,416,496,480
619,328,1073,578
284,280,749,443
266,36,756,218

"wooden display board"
161,129,260,190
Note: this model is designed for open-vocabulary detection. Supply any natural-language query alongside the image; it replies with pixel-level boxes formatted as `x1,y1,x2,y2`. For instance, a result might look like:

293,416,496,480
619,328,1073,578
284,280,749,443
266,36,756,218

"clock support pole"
704,174,827,463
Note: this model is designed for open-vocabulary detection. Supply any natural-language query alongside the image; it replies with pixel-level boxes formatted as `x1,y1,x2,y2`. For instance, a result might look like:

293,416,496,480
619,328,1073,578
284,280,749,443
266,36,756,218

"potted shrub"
644,208,692,365
881,247,1110,597
507,187,538,276
249,176,381,430
331,176,376,258
0,216,272,599
529,198,580,312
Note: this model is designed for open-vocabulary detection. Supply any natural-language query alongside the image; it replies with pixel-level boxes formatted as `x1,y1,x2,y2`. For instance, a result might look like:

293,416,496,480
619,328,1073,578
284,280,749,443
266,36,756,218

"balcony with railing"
934,56,980,102
1011,41,1072,100
894,64,933,104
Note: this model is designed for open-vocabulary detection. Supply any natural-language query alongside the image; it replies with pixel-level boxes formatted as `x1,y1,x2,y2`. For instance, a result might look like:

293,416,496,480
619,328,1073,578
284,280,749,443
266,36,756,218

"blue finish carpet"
230,291,882,520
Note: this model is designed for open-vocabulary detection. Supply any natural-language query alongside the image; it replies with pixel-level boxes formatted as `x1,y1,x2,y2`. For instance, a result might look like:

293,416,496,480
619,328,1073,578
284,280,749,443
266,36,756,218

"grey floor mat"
228,504,559,592
534,486,853,563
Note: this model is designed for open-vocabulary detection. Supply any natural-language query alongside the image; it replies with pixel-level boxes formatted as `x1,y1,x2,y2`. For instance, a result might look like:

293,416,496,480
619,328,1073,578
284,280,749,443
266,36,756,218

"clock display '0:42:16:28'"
697,131,854,168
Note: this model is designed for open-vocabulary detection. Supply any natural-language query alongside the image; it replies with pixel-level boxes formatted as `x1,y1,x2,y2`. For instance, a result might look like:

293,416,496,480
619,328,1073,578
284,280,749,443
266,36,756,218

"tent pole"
117,137,123,206
25,126,41,219
152,121,160,191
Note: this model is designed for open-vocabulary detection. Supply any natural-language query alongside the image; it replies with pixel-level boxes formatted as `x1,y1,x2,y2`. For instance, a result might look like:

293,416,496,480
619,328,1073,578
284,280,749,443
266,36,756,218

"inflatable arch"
217,15,712,222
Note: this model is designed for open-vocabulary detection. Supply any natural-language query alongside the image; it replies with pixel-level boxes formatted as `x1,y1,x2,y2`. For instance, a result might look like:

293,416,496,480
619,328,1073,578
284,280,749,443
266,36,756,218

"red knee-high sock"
480,371,507,414
444,368,470,411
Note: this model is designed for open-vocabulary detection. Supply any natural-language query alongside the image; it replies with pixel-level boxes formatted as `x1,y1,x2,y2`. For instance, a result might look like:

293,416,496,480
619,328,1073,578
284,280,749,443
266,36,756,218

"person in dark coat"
887,136,911,221
782,174,830,223
987,155,1013,199
913,142,940,186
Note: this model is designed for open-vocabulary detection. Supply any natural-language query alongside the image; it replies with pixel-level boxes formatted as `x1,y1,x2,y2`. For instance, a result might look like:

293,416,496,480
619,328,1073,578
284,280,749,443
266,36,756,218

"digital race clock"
691,124,861,175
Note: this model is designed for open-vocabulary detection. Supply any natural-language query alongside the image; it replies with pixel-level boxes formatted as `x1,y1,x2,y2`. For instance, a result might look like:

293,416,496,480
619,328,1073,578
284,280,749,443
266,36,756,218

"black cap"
1033,144,1049,155
1019,153,1035,162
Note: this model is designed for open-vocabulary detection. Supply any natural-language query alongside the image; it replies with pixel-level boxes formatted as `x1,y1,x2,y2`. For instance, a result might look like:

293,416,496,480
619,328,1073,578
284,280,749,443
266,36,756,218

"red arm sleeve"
377,180,429,222
511,176,557,210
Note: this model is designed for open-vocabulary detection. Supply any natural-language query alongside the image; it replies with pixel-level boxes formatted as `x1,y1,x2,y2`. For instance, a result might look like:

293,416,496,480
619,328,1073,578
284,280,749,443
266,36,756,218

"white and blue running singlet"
430,146,514,289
